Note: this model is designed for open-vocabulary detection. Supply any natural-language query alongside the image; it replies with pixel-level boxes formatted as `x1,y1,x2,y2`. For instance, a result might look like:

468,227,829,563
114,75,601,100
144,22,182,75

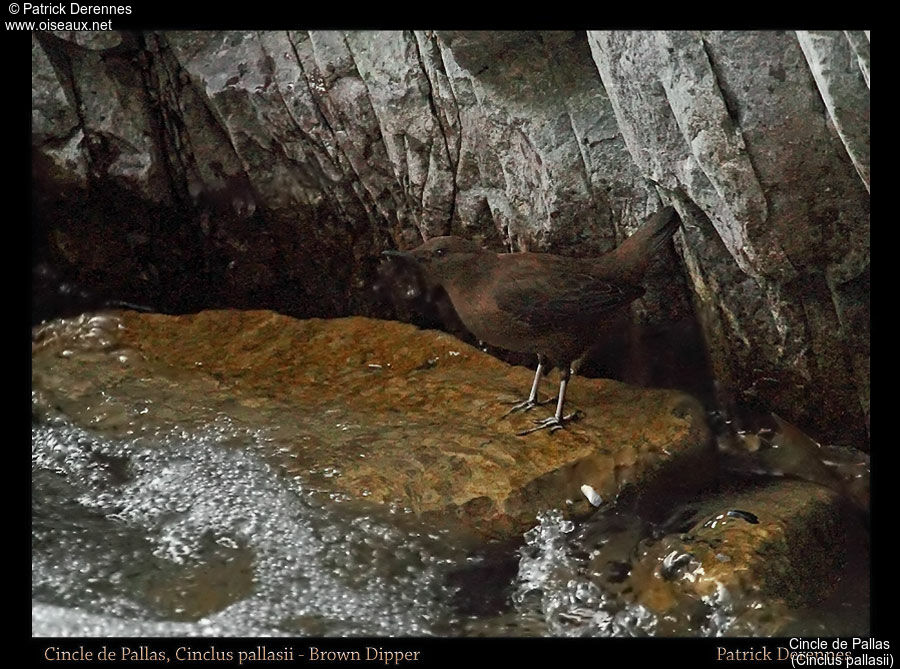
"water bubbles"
35,313,125,355
35,406,825,637
215,536,239,549
32,417,466,636
513,510,672,636
658,550,695,581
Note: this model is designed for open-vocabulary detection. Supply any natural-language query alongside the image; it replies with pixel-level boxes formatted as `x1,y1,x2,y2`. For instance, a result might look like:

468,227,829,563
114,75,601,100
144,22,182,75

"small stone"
580,484,603,507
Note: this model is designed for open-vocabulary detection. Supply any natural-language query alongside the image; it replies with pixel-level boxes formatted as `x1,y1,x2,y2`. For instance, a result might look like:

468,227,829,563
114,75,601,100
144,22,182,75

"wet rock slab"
624,480,862,634
32,309,710,539
508,476,866,636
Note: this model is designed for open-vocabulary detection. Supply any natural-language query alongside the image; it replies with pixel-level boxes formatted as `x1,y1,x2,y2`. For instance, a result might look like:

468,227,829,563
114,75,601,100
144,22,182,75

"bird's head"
382,236,488,283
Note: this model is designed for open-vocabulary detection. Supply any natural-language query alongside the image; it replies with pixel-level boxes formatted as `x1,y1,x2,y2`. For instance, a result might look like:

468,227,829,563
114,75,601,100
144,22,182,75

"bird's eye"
435,248,446,257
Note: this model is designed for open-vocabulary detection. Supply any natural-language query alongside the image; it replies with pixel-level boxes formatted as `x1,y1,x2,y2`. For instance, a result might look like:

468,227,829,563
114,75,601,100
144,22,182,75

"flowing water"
32,416,470,636
32,409,869,637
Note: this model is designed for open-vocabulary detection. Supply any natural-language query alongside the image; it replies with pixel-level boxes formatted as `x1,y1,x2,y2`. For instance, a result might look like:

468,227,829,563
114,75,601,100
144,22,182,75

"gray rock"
589,30,869,445
30,30,870,448
796,30,870,192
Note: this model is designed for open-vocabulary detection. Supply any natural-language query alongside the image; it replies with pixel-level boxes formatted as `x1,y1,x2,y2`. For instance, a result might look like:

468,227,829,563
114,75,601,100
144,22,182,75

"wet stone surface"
31,309,867,636
32,309,711,539
505,475,868,637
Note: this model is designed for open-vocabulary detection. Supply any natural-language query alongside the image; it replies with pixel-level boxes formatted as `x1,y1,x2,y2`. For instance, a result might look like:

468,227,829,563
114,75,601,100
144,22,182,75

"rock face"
31,30,869,449
31,310,710,539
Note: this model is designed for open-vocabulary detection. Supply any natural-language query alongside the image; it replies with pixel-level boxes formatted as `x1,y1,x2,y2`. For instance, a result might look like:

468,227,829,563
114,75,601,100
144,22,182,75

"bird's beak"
382,249,414,261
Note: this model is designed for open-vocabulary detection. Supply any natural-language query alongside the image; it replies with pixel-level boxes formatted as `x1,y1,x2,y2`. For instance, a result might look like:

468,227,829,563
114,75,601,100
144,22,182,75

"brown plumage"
384,206,681,434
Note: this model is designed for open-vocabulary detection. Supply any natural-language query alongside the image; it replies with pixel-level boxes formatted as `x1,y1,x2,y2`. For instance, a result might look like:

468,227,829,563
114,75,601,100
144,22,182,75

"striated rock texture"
31,30,869,449
31,310,711,539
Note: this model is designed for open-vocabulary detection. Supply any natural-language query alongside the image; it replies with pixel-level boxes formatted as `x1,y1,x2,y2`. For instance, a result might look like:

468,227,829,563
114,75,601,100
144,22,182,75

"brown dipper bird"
384,206,680,435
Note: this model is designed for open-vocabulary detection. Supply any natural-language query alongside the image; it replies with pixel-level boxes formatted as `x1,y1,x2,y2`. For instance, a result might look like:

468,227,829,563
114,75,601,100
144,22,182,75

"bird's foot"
501,396,557,418
516,410,582,436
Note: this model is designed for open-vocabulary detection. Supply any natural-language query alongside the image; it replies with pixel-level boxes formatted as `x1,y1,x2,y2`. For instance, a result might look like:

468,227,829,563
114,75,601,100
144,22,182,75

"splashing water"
32,413,867,637
32,416,469,636
512,510,658,636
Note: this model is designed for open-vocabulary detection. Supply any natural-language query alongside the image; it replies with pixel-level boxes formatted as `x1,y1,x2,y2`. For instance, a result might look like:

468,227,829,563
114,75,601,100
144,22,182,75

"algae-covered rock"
32,309,710,539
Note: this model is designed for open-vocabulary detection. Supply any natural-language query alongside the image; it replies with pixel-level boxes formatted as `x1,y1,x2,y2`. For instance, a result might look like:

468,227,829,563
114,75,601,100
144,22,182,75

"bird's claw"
501,396,557,418
516,411,582,436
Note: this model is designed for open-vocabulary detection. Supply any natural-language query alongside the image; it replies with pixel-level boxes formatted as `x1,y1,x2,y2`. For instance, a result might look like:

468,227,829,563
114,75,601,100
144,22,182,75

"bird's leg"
517,365,581,435
502,355,555,417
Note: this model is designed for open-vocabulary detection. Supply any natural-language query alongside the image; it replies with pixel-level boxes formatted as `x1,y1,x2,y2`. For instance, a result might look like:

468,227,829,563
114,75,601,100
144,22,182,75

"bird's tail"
610,206,680,282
